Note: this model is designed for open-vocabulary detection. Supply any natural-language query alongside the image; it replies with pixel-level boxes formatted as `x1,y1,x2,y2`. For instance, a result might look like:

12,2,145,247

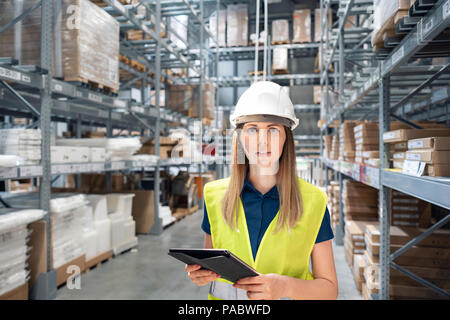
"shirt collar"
242,176,279,200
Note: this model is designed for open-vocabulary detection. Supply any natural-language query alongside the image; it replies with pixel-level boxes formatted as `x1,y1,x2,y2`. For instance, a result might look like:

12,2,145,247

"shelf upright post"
150,0,163,235
198,0,204,209
214,0,222,180
35,0,57,300
336,112,345,246
378,71,391,300
106,111,112,193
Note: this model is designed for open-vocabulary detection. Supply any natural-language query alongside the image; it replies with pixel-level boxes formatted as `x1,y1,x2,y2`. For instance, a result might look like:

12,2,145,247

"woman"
186,81,338,300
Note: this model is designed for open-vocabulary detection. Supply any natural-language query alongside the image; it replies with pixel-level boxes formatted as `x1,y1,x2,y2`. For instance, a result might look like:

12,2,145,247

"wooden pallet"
248,70,263,76
91,0,131,7
64,77,118,95
83,250,113,274
271,40,290,45
272,68,290,75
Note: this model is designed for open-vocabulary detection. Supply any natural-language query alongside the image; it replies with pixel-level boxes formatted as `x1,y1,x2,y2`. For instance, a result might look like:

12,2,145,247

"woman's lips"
256,152,271,157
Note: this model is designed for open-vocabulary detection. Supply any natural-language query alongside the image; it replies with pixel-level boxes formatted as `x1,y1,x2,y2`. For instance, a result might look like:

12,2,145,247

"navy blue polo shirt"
202,178,334,260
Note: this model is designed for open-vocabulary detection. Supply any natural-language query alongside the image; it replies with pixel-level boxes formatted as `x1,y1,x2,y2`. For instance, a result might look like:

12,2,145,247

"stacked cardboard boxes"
407,136,450,177
167,83,216,122
339,121,358,162
137,136,178,159
272,48,288,72
292,9,311,43
330,134,339,160
327,181,340,231
342,180,379,222
314,8,332,43
391,190,431,228
0,0,120,92
362,224,450,300
344,220,378,293
354,122,379,166
323,135,332,160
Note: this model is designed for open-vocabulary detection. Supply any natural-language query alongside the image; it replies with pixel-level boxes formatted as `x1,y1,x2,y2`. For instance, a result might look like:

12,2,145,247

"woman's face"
239,122,287,168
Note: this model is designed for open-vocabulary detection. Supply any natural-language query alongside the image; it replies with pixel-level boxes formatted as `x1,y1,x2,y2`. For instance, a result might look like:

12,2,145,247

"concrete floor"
57,210,362,300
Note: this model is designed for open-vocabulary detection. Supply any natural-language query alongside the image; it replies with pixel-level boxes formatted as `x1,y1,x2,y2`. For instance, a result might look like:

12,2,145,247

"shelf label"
0,67,21,81
423,17,434,38
391,46,404,66
21,75,31,83
0,167,18,179
402,160,426,176
20,165,42,177
408,140,423,149
54,83,63,92
443,0,450,19
406,153,421,161
88,93,102,103
111,161,126,170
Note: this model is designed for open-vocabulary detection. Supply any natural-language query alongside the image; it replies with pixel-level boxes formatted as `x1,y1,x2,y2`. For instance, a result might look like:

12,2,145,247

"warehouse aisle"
57,210,361,300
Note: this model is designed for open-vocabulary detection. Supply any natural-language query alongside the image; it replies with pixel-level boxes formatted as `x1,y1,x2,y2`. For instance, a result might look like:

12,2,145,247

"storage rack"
319,0,450,299
0,0,220,299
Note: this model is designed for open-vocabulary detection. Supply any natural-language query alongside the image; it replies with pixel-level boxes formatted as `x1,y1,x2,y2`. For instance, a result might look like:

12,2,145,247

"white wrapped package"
106,194,135,217
169,15,188,50
79,205,95,231
122,217,136,244
227,4,248,47
0,209,45,234
81,229,97,260
89,148,106,162
0,128,41,140
94,219,111,254
271,19,289,43
0,155,21,167
272,47,288,71
209,10,226,47
86,195,108,221
50,194,88,214
110,216,127,248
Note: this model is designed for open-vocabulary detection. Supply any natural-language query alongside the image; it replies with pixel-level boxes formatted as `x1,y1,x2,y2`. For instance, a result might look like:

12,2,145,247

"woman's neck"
247,165,277,195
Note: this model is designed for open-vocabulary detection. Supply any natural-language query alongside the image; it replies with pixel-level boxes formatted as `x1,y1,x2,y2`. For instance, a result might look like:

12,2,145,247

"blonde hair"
221,126,303,232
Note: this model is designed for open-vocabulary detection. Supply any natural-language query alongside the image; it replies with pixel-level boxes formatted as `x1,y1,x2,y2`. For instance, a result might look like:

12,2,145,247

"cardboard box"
393,142,408,151
314,8,331,42
408,136,450,151
383,129,450,143
356,136,379,145
54,255,86,287
356,144,379,151
272,47,288,71
0,283,28,300
393,152,406,160
28,221,47,293
426,164,450,177
365,224,450,248
354,122,379,133
293,9,311,43
405,150,450,164
131,190,155,234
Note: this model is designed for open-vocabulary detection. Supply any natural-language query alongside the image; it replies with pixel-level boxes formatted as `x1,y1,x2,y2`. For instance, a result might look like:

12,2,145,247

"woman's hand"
185,264,220,287
233,274,288,300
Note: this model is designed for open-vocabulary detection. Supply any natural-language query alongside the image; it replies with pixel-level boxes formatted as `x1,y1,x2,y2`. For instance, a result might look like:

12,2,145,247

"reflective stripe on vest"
209,281,248,300
204,177,327,300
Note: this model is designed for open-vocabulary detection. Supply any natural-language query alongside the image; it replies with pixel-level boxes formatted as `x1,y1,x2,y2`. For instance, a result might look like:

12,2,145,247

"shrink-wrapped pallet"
209,10,226,47
272,47,288,71
371,0,410,47
169,15,188,50
0,0,120,91
293,9,311,43
271,19,289,44
226,4,248,47
314,8,332,42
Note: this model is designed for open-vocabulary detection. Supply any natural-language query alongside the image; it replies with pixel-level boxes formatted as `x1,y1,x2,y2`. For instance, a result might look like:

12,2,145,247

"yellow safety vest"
203,177,327,300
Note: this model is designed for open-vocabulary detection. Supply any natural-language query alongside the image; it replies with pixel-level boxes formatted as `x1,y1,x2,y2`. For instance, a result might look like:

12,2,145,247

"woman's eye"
269,128,280,133
246,128,257,134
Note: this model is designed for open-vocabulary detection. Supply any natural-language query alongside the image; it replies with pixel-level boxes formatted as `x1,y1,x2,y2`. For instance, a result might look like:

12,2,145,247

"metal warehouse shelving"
320,0,450,300
0,0,220,299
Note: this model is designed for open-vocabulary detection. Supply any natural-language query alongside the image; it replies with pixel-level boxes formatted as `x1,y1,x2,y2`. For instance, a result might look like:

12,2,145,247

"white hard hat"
230,81,299,130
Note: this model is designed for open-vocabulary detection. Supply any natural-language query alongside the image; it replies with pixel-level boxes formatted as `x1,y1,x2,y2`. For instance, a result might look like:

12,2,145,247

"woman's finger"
189,269,218,279
236,276,265,285
185,264,201,272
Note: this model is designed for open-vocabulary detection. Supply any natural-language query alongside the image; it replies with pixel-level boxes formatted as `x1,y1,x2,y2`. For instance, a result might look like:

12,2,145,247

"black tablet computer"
168,248,259,283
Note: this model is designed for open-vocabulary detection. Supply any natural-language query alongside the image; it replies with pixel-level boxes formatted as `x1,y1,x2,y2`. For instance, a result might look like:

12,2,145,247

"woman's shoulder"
204,177,231,193
297,177,327,199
